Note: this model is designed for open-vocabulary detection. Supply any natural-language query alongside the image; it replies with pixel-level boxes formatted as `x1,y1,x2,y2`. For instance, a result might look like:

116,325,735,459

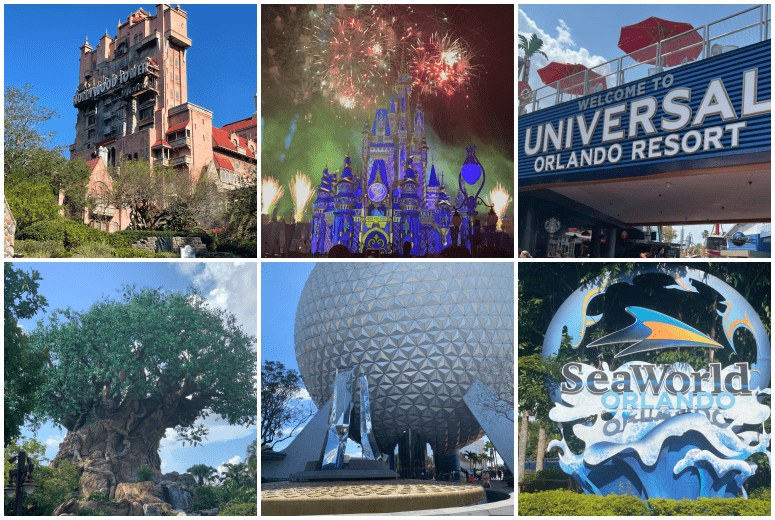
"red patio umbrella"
537,62,607,96
518,81,532,99
618,17,702,67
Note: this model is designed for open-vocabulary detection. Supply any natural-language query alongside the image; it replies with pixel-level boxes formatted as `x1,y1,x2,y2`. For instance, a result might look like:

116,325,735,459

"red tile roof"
132,16,144,22
220,117,257,133
213,153,235,170
85,157,102,172
151,140,171,148
211,126,253,158
166,121,189,134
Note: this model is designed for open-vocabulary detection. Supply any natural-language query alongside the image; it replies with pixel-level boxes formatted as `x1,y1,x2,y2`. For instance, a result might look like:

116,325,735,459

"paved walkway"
336,481,514,516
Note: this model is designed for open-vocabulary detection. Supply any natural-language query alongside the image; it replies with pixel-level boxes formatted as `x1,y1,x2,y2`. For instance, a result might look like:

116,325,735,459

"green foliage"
72,242,115,258
5,177,60,229
215,240,257,258
85,491,111,502
15,239,66,258
77,508,107,515
261,360,314,448
4,84,60,177
518,490,771,516
187,464,217,487
137,464,154,483
4,439,80,516
218,502,257,516
192,485,219,511
223,184,257,242
747,487,770,501
521,469,572,493
4,264,49,445
29,286,256,444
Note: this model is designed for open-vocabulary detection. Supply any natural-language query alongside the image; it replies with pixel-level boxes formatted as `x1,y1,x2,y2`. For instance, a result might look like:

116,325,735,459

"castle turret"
388,92,397,135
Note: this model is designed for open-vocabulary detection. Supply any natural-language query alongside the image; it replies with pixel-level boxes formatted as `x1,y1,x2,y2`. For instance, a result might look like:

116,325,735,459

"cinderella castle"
310,75,474,256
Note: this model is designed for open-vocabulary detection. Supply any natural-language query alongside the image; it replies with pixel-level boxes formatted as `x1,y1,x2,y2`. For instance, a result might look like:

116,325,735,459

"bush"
218,502,257,516
215,240,257,258
505,475,514,486
72,242,115,258
85,491,111,502
192,485,219,511
77,508,107,515
137,464,154,483
5,178,60,229
748,487,770,501
518,490,771,516
15,240,66,258
521,468,572,493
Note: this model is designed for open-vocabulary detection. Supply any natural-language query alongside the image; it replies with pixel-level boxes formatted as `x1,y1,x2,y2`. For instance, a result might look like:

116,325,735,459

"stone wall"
5,195,17,257
131,236,207,255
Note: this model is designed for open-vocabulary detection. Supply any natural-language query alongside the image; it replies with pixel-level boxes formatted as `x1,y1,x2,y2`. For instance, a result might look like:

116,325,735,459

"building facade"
70,4,256,231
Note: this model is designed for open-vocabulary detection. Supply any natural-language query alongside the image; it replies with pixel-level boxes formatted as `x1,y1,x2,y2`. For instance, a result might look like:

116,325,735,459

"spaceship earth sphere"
294,263,514,456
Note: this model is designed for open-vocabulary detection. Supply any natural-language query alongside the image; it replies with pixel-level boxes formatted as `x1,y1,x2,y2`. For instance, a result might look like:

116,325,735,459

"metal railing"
519,4,770,115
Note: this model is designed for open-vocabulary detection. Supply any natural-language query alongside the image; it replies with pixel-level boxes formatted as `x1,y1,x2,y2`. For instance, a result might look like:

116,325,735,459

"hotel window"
176,91,180,100
88,129,95,140
88,115,95,126
139,107,153,120
175,57,179,67
175,74,179,83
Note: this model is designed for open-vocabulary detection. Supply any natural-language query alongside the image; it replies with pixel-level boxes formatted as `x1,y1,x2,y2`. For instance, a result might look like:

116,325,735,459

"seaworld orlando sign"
542,267,770,500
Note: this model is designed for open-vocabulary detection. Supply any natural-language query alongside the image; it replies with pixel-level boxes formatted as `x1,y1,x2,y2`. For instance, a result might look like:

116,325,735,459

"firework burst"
290,170,314,223
411,33,477,96
261,176,284,216
488,182,512,230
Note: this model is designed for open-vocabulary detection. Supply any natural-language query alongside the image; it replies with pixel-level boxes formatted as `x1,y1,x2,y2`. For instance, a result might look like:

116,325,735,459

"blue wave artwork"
542,267,771,500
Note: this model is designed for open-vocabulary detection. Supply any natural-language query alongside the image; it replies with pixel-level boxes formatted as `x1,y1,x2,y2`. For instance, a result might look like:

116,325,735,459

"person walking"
482,469,491,488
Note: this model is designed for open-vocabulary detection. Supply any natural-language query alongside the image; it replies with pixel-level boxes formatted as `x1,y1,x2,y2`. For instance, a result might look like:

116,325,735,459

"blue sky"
10,261,257,476
260,262,502,464
4,4,257,151
519,4,764,242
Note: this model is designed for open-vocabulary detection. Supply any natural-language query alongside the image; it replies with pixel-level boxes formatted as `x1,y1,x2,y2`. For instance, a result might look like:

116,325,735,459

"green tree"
5,178,60,230
261,360,314,449
662,225,677,243
4,84,59,177
28,286,257,499
4,263,49,446
518,34,548,83
225,182,258,242
4,437,81,516
245,440,257,479
188,464,218,487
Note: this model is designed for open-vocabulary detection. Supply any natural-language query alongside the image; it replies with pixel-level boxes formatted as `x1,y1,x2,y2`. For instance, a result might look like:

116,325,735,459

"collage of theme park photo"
517,2,771,517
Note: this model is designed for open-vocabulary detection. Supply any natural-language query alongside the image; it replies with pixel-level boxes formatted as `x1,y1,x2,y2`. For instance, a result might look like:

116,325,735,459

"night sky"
261,4,514,221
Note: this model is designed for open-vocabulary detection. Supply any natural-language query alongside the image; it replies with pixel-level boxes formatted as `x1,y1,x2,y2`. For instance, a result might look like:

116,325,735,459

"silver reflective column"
320,367,354,470
359,374,382,461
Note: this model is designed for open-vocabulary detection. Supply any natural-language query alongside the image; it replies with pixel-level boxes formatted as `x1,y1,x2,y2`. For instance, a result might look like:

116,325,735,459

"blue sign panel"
542,267,771,500
519,41,771,187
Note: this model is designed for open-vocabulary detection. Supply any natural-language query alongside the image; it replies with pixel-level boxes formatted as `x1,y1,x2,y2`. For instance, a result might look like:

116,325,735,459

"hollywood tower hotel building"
69,4,256,231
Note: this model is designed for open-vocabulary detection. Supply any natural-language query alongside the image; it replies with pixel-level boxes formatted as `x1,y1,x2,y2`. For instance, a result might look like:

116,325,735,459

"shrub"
15,240,66,258
748,487,770,501
72,242,115,258
521,468,572,493
137,464,154,483
77,508,107,515
505,475,514,486
517,490,771,516
5,178,60,229
215,240,257,258
85,491,111,502
17,218,105,250
218,502,256,516
192,485,219,511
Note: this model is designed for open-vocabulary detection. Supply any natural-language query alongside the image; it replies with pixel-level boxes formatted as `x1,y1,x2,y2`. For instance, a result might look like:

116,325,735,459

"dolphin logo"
588,307,723,358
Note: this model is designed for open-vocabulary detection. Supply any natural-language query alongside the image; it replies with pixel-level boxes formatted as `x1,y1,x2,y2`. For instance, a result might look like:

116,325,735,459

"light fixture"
451,210,462,228
487,208,498,227
5,486,15,498
22,477,37,495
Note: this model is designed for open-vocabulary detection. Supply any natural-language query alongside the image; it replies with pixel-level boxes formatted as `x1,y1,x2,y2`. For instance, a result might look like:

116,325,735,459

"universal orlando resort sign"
541,267,771,500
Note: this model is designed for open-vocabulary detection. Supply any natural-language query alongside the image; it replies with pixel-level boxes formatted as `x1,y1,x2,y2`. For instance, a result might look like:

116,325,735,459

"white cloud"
217,455,242,476
296,389,311,401
173,263,257,340
519,9,610,90
46,434,64,450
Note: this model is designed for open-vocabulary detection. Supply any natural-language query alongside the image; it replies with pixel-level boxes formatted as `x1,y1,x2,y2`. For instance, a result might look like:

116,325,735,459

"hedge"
518,490,770,516
218,502,257,516
17,218,214,252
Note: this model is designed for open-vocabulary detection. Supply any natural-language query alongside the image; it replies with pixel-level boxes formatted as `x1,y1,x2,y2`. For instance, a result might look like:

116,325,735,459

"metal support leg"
320,367,354,470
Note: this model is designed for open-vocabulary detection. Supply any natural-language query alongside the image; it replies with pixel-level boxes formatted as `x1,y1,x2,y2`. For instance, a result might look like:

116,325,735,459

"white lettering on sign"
73,61,150,105
522,69,770,171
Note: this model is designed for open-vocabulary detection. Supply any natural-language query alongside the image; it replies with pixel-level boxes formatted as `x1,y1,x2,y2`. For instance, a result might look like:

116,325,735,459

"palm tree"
484,441,496,470
518,34,548,83
463,450,477,473
187,464,217,488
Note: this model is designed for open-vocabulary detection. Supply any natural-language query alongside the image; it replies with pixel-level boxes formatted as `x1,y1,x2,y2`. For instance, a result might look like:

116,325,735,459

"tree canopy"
28,285,257,444
260,360,314,449
4,263,49,446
